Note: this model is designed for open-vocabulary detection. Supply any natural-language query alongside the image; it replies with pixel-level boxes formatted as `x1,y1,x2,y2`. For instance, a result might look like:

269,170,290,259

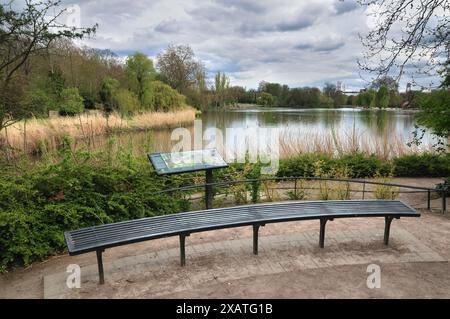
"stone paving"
43,225,446,298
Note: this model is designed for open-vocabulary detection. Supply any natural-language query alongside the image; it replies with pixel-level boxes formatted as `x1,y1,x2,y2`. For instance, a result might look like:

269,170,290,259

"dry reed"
279,128,436,160
1,107,197,153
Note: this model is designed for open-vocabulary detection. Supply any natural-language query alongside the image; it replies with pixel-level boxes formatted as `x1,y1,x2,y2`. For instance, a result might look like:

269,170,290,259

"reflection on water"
86,107,437,158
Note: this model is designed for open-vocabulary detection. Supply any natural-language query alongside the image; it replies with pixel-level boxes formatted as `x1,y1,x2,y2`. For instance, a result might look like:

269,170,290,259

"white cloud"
66,0,438,90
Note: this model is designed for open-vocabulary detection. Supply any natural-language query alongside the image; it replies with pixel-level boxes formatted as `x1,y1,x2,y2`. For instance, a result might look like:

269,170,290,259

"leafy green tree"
258,82,290,107
257,92,275,107
149,81,186,112
388,91,402,108
125,53,156,106
286,87,322,108
100,77,120,112
113,89,140,117
214,72,230,107
356,89,376,108
322,83,349,107
46,69,66,99
416,90,450,140
375,85,390,109
22,89,53,117
59,88,84,115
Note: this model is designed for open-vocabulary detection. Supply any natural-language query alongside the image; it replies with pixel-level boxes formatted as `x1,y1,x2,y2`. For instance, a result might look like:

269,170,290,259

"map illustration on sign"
148,149,228,175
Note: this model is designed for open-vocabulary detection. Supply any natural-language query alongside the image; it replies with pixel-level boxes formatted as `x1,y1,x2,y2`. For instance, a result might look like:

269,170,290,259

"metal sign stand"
148,149,228,210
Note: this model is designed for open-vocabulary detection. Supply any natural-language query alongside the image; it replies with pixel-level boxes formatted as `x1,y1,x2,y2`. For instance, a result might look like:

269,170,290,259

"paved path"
43,218,447,298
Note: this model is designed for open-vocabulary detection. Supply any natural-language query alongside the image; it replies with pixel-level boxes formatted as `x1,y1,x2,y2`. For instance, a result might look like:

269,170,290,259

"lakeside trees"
0,0,96,131
0,0,192,132
1,0,447,132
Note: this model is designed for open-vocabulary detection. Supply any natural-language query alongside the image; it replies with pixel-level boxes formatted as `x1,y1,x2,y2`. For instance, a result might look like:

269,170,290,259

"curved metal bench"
64,200,419,284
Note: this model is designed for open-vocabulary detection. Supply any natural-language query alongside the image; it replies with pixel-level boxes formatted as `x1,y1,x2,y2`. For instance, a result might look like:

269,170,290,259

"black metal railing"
156,176,447,213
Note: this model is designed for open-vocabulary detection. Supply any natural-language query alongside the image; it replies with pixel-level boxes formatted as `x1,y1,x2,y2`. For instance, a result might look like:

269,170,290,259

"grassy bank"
0,107,197,154
0,145,448,272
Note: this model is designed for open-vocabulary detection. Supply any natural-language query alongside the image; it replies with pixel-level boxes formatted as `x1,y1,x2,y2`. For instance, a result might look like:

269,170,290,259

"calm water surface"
87,107,438,157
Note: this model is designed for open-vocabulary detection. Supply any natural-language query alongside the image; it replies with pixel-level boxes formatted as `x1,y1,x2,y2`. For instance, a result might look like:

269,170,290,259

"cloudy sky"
60,0,415,90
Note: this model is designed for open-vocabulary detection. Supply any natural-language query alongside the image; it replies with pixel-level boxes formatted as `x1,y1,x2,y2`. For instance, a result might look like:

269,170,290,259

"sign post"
148,149,228,209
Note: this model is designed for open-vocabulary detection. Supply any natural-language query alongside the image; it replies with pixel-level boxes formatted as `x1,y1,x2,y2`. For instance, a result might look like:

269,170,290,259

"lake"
88,107,438,160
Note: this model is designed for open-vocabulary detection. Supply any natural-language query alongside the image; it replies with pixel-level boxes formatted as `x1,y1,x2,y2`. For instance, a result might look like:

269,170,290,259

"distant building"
406,83,412,92
336,81,345,92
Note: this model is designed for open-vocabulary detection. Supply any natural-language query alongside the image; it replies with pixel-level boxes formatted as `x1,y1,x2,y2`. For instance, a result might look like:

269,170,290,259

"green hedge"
277,153,450,178
392,153,450,177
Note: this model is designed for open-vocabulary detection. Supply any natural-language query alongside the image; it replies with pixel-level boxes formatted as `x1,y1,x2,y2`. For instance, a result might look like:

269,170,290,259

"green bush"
148,81,186,112
59,87,84,115
257,92,276,107
22,89,54,117
277,153,448,179
0,147,189,272
113,88,140,116
336,153,391,178
436,177,450,196
277,153,333,177
392,153,450,177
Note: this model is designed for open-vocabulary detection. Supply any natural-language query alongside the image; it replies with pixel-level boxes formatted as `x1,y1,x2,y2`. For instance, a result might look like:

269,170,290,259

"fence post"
294,178,297,199
442,191,447,214
362,181,366,200
427,190,431,210
205,169,213,209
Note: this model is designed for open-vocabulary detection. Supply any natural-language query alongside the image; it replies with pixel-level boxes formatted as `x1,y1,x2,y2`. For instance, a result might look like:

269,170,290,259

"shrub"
278,153,447,179
0,147,189,271
277,153,333,177
113,89,140,116
336,153,391,178
148,81,186,112
392,153,450,177
287,179,308,200
373,174,399,200
436,177,450,196
257,92,275,107
59,87,84,115
23,89,54,117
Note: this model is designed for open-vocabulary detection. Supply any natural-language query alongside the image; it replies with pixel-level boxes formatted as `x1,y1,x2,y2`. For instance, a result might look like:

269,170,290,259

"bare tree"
156,44,204,93
358,0,449,87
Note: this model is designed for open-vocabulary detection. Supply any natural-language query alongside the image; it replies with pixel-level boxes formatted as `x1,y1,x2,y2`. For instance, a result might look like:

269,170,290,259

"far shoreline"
207,103,420,111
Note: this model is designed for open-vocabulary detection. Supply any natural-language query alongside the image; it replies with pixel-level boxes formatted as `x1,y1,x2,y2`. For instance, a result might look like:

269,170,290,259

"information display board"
148,149,228,175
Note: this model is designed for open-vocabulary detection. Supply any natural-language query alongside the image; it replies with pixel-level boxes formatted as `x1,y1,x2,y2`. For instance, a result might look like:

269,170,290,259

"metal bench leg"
253,224,260,255
319,218,328,248
179,234,189,266
384,216,394,245
96,249,105,285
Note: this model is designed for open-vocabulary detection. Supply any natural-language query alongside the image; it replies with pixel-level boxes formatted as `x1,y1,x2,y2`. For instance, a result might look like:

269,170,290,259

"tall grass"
0,107,196,154
279,128,436,160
